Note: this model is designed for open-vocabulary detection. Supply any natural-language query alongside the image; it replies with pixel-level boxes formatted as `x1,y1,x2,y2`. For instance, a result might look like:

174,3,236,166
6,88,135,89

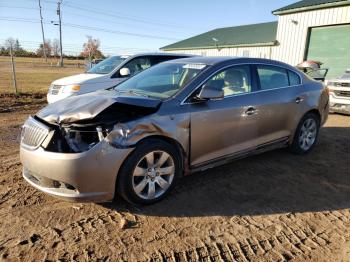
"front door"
189,65,260,166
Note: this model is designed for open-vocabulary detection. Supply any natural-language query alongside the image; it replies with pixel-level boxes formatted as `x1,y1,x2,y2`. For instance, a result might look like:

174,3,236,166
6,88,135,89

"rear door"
253,64,304,145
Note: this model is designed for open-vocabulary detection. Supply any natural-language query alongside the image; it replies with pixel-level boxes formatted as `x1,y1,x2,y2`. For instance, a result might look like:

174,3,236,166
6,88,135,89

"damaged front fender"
106,113,190,155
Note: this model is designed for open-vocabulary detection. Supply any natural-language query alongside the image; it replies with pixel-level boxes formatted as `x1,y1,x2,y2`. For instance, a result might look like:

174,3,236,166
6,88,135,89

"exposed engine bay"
35,96,161,153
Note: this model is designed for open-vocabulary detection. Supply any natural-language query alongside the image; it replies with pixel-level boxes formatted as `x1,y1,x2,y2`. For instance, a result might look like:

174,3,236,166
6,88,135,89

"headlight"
61,84,80,93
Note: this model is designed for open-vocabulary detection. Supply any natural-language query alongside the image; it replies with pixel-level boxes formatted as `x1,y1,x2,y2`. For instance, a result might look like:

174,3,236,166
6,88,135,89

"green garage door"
306,24,350,79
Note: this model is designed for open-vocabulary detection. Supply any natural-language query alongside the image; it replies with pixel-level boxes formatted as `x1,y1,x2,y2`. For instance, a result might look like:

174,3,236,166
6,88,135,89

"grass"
0,56,86,94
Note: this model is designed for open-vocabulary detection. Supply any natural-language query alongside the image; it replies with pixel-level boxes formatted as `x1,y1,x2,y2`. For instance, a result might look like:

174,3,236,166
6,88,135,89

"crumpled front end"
20,92,191,202
20,116,132,202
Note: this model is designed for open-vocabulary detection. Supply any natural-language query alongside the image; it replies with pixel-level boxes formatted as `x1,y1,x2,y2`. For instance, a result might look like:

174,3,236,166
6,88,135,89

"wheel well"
136,135,187,168
305,109,321,123
289,109,321,147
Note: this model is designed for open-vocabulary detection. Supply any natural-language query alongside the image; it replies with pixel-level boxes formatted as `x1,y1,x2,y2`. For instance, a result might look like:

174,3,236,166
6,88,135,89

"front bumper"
329,93,350,115
20,140,133,202
329,104,350,115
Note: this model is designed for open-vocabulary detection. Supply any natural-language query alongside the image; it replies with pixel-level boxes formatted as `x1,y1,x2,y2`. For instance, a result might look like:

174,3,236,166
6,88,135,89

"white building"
160,0,350,78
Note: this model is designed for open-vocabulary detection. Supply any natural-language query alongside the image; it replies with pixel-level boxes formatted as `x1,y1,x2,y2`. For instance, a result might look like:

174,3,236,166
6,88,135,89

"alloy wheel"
132,150,175,200
298,118,317,151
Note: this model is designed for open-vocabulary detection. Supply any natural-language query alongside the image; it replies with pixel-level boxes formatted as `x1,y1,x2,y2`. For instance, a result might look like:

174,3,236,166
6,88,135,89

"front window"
87,56,126,74
115,62,207,99
122,57,151,76
204,65,252,97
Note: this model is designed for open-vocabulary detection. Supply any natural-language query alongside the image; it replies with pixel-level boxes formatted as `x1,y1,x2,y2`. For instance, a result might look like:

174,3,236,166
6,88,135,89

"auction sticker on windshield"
182,64,206,70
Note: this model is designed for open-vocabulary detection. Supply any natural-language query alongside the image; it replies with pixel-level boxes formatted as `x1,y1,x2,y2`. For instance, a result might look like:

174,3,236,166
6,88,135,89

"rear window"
257,65,289,90
288,70,301,86
257,65,301,90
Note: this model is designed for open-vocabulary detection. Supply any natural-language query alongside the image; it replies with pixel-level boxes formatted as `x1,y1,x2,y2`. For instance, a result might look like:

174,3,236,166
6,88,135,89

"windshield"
87,56,126,74
114,62,207,99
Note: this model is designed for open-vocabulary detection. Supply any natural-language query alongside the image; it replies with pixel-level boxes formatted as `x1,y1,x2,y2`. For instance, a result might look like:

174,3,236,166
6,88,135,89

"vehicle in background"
296,60,328,82
21,57,329,205
327,69,350,115
85,58,105,71
47,53,192,104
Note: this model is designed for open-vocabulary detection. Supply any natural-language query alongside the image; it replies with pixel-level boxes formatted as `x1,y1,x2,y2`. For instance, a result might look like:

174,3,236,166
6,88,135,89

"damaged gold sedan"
20,57,329,204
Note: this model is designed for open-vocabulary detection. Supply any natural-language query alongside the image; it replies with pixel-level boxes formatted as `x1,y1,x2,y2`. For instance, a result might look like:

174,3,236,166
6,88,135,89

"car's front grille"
330,82,350,88
49,85,62,95
334,90,350,98
21,117,50,149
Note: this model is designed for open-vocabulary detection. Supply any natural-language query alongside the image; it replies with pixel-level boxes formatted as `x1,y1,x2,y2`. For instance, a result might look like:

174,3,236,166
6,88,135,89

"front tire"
116,139,181,205
290,112,320,154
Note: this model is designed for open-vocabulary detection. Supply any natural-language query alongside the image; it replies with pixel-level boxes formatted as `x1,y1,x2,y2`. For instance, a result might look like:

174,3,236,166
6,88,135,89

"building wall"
165,45,274,59
164,5,350,67
273,5,350,66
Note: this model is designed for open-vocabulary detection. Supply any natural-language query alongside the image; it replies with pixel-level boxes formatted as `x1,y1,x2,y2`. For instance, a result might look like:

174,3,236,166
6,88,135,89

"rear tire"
116,138,181,205
290,112,320,154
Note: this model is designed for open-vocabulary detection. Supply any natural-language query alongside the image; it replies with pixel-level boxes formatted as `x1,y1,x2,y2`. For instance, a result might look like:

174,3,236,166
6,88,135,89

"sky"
0,0,296,56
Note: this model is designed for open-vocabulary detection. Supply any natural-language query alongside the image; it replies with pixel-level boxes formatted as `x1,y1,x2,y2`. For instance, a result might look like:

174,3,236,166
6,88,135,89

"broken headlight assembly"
44,123,113,153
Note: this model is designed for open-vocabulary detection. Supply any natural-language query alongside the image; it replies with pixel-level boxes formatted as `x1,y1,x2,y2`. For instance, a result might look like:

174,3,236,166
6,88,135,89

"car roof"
164,56,298,69
123,52,194,59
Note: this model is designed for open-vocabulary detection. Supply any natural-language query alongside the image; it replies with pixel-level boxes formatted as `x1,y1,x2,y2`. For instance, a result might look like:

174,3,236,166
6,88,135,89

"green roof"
160,22,278,51
273,0,350,14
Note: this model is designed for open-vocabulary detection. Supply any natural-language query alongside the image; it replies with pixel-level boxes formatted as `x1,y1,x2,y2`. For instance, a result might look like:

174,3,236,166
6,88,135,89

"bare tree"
4,37,16,50
36,40,52,57
52,38,60,57
80,35,104,61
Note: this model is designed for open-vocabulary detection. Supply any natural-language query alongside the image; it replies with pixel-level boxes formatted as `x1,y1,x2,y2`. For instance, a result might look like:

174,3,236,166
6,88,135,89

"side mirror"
197,81,224,100
119,67,130,77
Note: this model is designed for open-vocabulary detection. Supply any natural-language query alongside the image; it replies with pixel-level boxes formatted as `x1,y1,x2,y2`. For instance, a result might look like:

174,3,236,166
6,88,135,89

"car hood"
37,90,162,124
51,73,106,85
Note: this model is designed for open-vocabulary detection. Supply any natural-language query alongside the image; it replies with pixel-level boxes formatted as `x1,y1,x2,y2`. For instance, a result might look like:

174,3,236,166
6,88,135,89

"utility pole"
57,0,63,67
38,0,47,62
9,43,18,94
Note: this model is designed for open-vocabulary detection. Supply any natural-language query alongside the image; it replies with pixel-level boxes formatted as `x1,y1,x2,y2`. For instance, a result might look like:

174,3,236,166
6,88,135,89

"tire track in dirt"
144,216,347,262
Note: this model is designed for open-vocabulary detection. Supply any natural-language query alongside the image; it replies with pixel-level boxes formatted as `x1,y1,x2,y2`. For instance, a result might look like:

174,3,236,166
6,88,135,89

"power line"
0,38,155,51
0,16,181,41
0,5,38,10
0,5,194,35
9,0,207,31
0,38,157,55
63,2,204,31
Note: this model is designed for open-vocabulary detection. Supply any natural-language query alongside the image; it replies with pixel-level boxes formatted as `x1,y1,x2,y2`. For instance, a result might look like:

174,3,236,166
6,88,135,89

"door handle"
245,107,257,116
295,97,304,104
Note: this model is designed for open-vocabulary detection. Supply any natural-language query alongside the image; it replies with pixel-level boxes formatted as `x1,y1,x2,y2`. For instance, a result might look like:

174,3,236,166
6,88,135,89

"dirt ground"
0,98,350,262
